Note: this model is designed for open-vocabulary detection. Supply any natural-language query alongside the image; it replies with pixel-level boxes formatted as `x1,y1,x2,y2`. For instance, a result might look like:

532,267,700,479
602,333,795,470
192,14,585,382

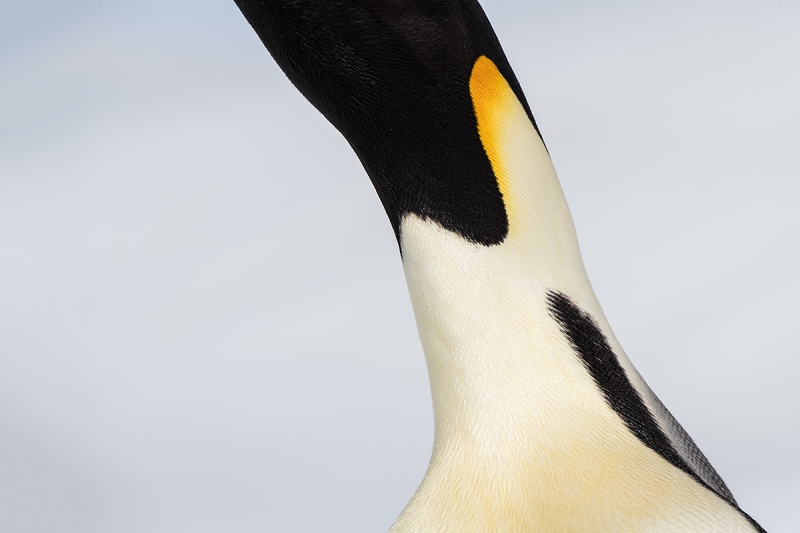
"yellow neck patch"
469,56,519,227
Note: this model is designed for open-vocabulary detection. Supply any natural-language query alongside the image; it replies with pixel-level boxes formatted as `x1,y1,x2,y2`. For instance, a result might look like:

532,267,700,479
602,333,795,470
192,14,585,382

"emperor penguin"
233,1,766,531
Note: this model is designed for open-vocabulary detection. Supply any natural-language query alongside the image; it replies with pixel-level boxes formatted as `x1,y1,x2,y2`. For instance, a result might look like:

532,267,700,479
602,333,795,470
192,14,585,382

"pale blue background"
1,1,798,531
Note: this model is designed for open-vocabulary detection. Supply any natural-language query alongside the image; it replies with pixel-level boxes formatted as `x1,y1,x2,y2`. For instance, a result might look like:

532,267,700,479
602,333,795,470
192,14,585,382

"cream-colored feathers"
388,57,754,533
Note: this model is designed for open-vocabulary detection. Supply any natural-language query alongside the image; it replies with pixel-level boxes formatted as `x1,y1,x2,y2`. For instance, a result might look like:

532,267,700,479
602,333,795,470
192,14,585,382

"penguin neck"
391,149,754,533
396,79,602,452
387,54,682,528
394,203,620,529
399,207,597,456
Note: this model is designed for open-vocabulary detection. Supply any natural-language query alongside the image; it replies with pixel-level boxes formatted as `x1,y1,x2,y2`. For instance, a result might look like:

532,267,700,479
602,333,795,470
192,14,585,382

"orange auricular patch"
469,55,517,223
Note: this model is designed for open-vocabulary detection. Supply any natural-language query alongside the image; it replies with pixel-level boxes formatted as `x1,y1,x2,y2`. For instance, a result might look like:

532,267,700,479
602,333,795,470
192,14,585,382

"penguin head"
235,0,542,247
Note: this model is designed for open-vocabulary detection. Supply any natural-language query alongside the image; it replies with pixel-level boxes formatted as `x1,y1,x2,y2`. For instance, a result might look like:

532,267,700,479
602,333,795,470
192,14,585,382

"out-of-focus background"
1,1,797,531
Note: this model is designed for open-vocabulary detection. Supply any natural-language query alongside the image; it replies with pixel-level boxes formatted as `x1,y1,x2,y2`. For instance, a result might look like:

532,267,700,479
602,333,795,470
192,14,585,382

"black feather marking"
546,291,766,532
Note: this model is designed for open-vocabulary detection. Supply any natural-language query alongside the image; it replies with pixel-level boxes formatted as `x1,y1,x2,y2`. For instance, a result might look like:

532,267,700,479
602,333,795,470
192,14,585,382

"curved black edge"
546,291,765,532
652,391,736,503
234,0,546,247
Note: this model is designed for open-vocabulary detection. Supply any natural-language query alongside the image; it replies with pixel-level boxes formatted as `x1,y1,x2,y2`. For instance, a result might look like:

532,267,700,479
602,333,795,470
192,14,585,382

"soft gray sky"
1,1,798,532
